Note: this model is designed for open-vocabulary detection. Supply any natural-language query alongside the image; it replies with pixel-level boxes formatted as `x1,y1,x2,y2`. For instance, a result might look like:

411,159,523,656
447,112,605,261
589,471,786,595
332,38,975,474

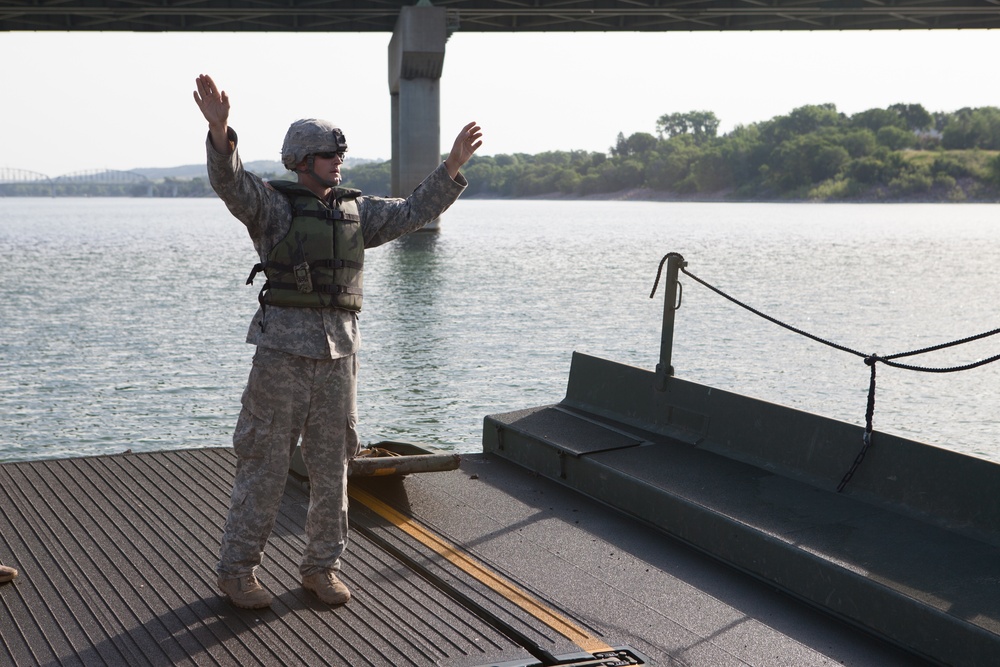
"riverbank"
466,187,737,202
466,180,1000,204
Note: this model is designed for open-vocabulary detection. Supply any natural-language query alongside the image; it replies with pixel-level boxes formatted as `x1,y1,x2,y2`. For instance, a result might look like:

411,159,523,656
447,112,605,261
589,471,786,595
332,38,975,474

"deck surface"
0,447,927,666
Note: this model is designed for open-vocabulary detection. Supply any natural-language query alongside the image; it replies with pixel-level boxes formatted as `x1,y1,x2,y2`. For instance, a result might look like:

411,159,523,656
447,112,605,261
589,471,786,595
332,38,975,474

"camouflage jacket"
207,127,467,359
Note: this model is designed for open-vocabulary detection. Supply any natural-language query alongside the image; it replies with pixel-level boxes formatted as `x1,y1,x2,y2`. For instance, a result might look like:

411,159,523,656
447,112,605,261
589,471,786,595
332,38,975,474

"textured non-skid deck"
0,449,526,667
1,447,925,666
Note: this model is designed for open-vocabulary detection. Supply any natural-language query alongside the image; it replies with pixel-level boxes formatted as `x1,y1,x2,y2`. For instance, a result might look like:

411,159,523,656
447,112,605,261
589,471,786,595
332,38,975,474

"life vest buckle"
246,263,264,286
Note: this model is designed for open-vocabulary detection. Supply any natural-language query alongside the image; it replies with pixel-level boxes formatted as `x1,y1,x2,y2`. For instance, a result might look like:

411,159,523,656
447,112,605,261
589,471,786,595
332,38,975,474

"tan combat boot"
0,564,18,584
217,573,272,609
302,570,351,605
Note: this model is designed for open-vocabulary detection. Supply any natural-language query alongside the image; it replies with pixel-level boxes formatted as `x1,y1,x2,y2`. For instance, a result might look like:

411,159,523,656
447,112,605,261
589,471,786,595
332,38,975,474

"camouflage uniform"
208,128,466,578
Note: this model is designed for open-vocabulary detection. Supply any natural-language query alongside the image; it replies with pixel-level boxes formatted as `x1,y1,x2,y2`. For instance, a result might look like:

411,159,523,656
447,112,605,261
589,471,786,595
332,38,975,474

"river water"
1,197,998,464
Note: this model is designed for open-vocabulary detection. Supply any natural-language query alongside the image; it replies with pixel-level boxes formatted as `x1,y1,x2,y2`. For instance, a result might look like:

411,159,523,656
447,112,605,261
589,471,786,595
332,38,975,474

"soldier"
0,564,17,584
193,73,482,610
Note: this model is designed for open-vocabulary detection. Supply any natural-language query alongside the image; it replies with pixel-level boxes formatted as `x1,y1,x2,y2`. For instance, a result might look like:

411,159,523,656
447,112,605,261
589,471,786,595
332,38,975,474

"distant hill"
131,157,383,181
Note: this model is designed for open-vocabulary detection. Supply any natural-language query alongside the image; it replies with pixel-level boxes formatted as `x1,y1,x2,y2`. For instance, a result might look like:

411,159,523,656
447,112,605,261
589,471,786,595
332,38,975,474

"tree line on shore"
349,103,1000,202
6,103,1000,200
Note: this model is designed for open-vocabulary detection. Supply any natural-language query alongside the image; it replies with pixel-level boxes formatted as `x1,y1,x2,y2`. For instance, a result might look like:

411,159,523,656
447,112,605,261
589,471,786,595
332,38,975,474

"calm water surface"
1,197,998,464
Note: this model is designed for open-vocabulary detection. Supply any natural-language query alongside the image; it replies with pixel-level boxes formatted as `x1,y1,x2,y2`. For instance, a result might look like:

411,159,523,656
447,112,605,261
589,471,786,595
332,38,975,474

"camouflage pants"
217,346,360,579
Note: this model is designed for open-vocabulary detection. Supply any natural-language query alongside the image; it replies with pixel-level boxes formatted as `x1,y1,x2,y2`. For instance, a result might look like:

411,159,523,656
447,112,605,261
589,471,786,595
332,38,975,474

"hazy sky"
1,28,997,176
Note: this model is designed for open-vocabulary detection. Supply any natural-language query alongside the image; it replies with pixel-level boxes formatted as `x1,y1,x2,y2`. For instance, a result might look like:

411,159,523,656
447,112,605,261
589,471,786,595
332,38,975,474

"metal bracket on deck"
477,645,649,667
578,647,648,666
289,440,459,481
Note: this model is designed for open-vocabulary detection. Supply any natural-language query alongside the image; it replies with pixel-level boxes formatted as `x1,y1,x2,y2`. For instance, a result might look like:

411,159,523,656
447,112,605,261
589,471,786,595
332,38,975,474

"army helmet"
281,118,348,170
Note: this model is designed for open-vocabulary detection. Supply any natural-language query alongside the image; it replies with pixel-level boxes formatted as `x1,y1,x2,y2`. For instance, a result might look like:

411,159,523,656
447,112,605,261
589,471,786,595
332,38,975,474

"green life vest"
246,181,364,313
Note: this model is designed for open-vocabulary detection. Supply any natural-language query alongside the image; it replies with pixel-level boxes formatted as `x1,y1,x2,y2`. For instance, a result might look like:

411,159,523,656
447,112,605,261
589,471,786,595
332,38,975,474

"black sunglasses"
314,151,345,160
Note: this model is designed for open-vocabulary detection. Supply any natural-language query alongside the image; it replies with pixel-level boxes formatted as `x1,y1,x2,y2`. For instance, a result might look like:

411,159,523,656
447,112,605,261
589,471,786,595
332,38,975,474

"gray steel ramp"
356,453,927,667
0,449,530,667
484,403,1000,666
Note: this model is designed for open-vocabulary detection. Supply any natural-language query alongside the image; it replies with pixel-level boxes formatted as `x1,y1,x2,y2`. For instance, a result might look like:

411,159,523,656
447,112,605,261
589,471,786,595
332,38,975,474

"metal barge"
2,257,997,666
0,445,936,667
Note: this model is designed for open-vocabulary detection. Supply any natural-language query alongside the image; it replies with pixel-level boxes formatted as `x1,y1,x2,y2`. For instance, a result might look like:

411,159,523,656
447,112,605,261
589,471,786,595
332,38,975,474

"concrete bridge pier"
388,5,447,227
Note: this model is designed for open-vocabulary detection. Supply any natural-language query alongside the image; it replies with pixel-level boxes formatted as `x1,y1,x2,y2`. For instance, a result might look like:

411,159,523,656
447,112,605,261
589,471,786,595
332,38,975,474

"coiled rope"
650,252,1000,491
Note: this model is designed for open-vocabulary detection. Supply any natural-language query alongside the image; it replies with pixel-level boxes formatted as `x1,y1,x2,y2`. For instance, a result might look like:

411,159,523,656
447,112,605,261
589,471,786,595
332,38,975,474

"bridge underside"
3,0,1000,33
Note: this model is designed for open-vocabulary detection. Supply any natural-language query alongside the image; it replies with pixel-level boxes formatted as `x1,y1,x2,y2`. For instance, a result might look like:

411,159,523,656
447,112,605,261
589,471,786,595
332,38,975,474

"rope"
650,252,1000,491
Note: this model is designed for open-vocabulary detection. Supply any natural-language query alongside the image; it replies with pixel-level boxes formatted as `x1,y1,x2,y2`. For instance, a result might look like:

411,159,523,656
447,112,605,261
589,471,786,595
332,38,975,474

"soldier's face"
310,152,343,185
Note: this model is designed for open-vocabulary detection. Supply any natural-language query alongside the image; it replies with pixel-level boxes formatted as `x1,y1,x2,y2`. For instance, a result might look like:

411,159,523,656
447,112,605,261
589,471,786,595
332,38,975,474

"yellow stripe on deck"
349,485,613,655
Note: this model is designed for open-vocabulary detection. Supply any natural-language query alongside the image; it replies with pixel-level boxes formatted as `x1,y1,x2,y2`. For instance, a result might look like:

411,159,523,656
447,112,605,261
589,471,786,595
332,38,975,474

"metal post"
655,254,686,391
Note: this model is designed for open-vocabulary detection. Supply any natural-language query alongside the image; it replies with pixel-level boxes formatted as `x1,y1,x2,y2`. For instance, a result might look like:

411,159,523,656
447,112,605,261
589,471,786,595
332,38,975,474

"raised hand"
444,122,483,179
193,74,231,154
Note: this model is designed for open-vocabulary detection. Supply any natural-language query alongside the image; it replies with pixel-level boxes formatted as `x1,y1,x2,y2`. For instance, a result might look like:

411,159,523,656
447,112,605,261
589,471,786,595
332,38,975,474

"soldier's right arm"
195,75,289,244
205,132,290,246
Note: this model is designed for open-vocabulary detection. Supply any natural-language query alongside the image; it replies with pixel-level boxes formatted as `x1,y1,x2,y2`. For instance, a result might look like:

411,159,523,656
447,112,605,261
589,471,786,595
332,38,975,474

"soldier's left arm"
359,163,468,248
360,123,482,247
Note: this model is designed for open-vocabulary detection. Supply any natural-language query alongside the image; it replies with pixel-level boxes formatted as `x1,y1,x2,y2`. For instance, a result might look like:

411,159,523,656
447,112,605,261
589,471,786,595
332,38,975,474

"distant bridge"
0,168,151,195
0,168,150,185
53,169,150,185
0,168,51,185
2,1,1000,32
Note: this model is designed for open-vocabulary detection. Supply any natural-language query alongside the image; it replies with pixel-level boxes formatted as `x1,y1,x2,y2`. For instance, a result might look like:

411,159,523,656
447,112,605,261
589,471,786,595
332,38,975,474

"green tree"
462,156,504,196
990,154,1000,186
888,164,933,196
849,156,887,186
611,132,629,157
688,146,732,192
888,103,933,131
655,111,720,143
851,108,907,133
720,124,766,188
760,104,843,144
553,168,582,193
877,126,916,150
341,160,391,194
495,154,520,168
767,134,849,190
624,132,658,156
931,155,973,179
644,135,700,191
941,107,1000,150
837,129,878,158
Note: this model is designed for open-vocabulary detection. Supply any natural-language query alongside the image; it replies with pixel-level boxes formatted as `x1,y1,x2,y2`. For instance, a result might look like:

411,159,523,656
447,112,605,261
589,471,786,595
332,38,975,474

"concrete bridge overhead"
4,1,998,197
5,2,1000,33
